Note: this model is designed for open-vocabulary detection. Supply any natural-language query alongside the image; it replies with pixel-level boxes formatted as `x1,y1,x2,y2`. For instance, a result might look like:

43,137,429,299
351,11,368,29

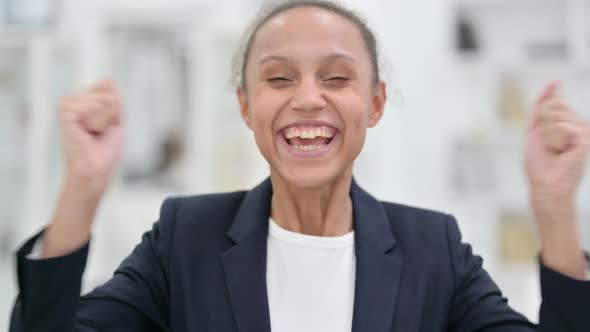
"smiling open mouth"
282,126,337,152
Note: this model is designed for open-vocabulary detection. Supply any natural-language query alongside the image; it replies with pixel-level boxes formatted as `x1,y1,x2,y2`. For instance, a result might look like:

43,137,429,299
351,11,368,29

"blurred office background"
2,0,590,328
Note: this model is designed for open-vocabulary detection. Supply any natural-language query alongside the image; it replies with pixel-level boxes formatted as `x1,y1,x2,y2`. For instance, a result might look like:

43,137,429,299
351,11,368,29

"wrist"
531,195,587,280
42,177,103,258
541,246,587,280
530,191,576,224
63,173,109,201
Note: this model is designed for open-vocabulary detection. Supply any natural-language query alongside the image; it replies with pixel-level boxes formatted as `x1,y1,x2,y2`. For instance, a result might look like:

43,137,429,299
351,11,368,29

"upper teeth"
284,126,335,139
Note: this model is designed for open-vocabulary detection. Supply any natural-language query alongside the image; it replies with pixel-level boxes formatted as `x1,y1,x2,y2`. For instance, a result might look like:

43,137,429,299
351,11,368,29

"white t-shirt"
266,218,356,332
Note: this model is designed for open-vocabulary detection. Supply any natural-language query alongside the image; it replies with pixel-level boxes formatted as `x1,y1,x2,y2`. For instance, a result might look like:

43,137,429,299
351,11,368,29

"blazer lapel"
350,180,404,332
221,177,403,332
221,178,273,332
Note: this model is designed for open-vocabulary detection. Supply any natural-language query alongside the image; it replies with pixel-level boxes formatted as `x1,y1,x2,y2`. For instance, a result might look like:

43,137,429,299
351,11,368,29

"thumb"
538,81,561,103
529,81,562,130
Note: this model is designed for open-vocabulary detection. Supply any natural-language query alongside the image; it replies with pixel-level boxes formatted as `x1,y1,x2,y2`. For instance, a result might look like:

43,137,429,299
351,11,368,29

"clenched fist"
526,81,590,204
525,81,589,279
41,79,126,258
59,79,126,197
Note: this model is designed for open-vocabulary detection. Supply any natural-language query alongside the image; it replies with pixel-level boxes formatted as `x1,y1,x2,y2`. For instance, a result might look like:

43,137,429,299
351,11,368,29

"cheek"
334,91,371,132
354,117,364,132
250,89,274,124
331,91,371,155
252,86,288,116
249,94,283,150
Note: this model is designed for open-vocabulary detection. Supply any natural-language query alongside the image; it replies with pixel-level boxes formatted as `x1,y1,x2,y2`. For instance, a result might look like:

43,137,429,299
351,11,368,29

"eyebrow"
258,53,356,65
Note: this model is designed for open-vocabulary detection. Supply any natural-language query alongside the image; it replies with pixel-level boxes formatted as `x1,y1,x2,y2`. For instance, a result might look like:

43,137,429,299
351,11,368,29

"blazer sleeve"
445,214,590,332
9,197,177,332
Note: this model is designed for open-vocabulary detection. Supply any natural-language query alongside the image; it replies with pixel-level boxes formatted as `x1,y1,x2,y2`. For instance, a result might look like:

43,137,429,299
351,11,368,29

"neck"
270,167,354,237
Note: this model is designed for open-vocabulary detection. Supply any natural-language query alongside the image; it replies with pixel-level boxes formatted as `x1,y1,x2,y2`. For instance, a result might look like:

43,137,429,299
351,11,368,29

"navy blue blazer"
9,177,590,332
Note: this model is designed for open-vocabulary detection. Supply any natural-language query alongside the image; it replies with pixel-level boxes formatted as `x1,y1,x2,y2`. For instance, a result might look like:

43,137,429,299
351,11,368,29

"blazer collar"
349,178,396,253
226,177,273,243
222,176,403,332
227,176,397,250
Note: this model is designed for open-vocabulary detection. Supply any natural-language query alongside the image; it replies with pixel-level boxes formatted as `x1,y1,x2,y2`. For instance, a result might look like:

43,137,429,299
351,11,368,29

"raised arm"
9,80,172,332
447,81,590,332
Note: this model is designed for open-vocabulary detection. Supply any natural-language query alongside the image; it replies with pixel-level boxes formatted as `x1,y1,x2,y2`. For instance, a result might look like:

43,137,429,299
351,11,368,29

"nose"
289,78,327,112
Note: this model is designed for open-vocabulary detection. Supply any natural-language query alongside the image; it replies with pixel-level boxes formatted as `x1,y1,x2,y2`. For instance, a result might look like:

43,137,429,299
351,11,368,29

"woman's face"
238,7,386,188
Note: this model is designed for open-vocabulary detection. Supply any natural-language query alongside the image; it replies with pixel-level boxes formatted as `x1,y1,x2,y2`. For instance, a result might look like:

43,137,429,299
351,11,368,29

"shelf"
453,0,584,65
454,55,590,73
456,0,563,7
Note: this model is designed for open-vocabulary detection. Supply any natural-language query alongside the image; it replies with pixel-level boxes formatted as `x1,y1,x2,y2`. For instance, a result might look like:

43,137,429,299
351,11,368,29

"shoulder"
379,201,467,287
163,190,247,217
157,190,248,239
379,201,455,249
380,200,449,223
380,200,451,230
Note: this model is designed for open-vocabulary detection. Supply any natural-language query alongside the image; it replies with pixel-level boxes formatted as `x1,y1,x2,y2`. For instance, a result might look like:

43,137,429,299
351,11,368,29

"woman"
9,1,590,331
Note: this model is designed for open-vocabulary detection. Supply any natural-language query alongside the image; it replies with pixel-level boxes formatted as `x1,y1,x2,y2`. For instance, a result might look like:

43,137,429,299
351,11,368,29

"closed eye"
268,77,293,82
266,77,295,89
325,77,350,82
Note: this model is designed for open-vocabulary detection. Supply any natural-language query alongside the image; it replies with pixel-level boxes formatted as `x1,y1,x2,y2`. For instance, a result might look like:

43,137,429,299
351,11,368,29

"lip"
278,131,339,158
277,119,340,159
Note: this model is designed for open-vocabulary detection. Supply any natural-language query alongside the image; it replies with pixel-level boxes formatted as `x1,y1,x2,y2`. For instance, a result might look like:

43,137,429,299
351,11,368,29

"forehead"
251,7,368,62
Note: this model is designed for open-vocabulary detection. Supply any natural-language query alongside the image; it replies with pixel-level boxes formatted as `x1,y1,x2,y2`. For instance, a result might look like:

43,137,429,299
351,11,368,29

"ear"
368,81,387,128
237,87,253,130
